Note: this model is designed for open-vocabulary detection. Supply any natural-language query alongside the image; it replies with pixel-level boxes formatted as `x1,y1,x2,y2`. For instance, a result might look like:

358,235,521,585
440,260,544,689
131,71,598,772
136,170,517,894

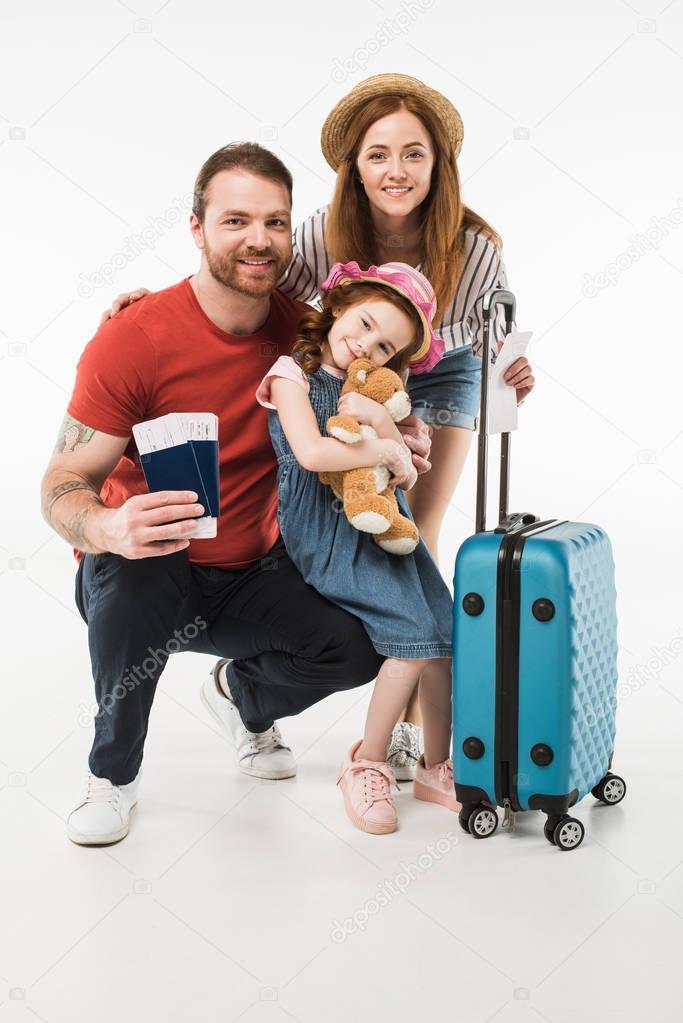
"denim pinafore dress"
267,362,453,659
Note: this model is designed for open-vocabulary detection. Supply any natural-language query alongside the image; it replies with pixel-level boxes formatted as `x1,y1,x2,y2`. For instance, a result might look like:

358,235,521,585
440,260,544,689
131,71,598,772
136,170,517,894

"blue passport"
132,413,220,538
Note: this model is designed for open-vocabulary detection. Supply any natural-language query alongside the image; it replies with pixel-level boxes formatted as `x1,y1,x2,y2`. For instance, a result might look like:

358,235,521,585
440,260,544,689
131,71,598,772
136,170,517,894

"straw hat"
320,73,464,171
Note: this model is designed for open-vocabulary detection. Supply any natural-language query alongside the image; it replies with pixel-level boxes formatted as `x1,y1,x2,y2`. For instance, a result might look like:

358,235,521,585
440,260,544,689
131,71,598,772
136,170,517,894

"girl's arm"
270,377,412,483
336,392,405,445
369,412,404,445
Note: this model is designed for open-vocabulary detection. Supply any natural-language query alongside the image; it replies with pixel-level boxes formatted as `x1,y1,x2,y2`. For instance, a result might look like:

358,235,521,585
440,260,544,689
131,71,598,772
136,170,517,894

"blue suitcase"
452,289,626,851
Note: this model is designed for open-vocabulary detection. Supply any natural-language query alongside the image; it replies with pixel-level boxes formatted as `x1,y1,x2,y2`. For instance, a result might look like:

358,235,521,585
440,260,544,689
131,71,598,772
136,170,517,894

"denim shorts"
407,345,482,431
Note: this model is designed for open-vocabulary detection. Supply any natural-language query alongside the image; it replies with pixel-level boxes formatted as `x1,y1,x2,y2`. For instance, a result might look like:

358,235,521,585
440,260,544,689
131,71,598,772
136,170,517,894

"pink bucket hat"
319,260,444,375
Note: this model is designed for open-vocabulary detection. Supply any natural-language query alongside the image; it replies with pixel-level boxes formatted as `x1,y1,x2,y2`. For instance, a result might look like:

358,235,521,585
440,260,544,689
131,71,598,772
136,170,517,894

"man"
41,142,432,847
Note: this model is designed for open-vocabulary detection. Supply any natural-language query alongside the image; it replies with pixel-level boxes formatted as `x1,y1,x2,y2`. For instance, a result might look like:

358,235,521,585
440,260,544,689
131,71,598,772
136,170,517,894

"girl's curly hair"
291,282,424,378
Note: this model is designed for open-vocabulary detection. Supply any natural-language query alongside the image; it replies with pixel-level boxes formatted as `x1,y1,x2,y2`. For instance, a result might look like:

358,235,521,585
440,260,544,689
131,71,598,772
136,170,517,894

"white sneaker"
200,659,296,780
386,722,424,782
66,770,140,846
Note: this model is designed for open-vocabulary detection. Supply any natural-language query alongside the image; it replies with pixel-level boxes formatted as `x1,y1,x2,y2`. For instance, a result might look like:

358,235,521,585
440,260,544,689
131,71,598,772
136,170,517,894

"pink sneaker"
337,740,398,835
413,757,462,812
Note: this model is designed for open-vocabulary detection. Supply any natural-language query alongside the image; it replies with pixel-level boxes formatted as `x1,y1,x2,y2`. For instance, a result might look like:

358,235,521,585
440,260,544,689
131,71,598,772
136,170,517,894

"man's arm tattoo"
53,414,96,455
43,479,102,522
59,507,92,550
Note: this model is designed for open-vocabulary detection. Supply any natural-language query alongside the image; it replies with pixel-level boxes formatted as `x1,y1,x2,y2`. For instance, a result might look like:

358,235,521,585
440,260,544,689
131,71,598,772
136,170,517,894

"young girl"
255,260,460,835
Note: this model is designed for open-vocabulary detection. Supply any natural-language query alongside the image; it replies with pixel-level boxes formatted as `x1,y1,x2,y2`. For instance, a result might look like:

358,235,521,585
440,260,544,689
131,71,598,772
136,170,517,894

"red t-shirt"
67,277,307,569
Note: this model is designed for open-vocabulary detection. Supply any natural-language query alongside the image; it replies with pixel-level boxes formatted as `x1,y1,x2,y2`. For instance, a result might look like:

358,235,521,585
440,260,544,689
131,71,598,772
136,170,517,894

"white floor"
2,545,683,1023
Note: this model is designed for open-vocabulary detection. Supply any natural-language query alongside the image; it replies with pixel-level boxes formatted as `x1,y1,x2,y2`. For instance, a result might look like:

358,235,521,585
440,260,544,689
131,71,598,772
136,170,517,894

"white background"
1,1,682,1020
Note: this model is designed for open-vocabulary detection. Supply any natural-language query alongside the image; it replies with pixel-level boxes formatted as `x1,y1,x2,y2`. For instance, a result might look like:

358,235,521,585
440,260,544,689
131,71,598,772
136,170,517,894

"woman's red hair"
325,94,501,321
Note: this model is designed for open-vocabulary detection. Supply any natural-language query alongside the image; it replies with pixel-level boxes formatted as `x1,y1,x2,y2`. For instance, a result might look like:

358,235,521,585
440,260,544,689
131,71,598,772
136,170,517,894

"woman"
278,75,534,776
99,73,535,779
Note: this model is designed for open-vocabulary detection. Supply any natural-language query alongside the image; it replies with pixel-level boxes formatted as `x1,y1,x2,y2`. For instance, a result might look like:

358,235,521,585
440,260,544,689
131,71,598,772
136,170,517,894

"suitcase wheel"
552,816,585,851
468,804,499,839
459,806,473,833
591,773,627,805
544,815,560,845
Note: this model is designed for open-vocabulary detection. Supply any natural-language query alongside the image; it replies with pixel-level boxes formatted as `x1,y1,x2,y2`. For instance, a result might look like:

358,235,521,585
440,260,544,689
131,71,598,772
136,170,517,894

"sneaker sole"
413,780,461,812
237,762,297,781
199,681,297,780
66,802,137,846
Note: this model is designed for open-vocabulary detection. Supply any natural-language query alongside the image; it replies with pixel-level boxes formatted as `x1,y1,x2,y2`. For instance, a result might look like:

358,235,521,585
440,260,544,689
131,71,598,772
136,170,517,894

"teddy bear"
318,357,420,555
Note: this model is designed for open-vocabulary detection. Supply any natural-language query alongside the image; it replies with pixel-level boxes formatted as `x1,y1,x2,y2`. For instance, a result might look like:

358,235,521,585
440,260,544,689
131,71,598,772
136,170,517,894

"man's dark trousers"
75,535,384,785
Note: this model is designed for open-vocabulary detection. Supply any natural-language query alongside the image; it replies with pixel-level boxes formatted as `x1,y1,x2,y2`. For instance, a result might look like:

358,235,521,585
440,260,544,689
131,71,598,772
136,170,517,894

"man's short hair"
192,142,293,222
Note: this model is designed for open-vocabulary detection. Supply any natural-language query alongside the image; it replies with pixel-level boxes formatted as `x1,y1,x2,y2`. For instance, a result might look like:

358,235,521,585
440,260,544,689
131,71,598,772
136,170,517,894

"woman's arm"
276,209,328,304
270,377,413,485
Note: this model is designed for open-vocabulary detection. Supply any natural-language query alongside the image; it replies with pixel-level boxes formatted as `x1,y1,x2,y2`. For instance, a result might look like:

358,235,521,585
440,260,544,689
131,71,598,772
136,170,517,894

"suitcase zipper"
494,519,561,812
502,798,516,831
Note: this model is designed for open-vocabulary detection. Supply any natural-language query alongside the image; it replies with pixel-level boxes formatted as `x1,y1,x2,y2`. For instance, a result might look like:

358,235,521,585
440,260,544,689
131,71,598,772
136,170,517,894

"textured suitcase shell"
453,521,618,813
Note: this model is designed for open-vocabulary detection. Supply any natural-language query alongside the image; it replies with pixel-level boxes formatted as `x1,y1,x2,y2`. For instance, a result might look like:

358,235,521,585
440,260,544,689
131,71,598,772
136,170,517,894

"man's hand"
98,287,150,327
396,415,432,474
97,491,206,559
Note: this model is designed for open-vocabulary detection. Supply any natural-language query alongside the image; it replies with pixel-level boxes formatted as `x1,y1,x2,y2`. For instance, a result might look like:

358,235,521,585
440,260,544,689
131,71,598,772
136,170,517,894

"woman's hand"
337,392,384,428
498,341,536,405
98,288,150,327
395,415,432,474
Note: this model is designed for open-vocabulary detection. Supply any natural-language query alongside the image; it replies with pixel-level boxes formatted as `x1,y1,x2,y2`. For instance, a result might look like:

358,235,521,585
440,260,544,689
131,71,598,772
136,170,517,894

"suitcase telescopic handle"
475,288,518,534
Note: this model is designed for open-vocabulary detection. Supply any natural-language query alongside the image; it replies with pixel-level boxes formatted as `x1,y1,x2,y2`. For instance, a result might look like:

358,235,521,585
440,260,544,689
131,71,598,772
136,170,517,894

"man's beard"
204,239,290,299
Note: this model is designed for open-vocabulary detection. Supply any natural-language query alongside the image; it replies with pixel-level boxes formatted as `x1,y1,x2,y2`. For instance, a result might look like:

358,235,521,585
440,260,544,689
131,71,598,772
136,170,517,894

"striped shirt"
276,205,510,359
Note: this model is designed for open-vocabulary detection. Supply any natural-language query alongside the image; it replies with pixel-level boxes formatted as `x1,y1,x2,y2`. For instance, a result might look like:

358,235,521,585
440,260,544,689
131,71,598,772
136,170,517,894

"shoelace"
343,759,398,803
388,723,422,761
83,773,120,805
241,723,290,758
437,759,454,784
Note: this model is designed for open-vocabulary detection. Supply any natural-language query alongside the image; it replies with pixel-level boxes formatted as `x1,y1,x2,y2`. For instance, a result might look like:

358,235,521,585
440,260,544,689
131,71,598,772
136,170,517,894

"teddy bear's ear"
348,357,375,384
